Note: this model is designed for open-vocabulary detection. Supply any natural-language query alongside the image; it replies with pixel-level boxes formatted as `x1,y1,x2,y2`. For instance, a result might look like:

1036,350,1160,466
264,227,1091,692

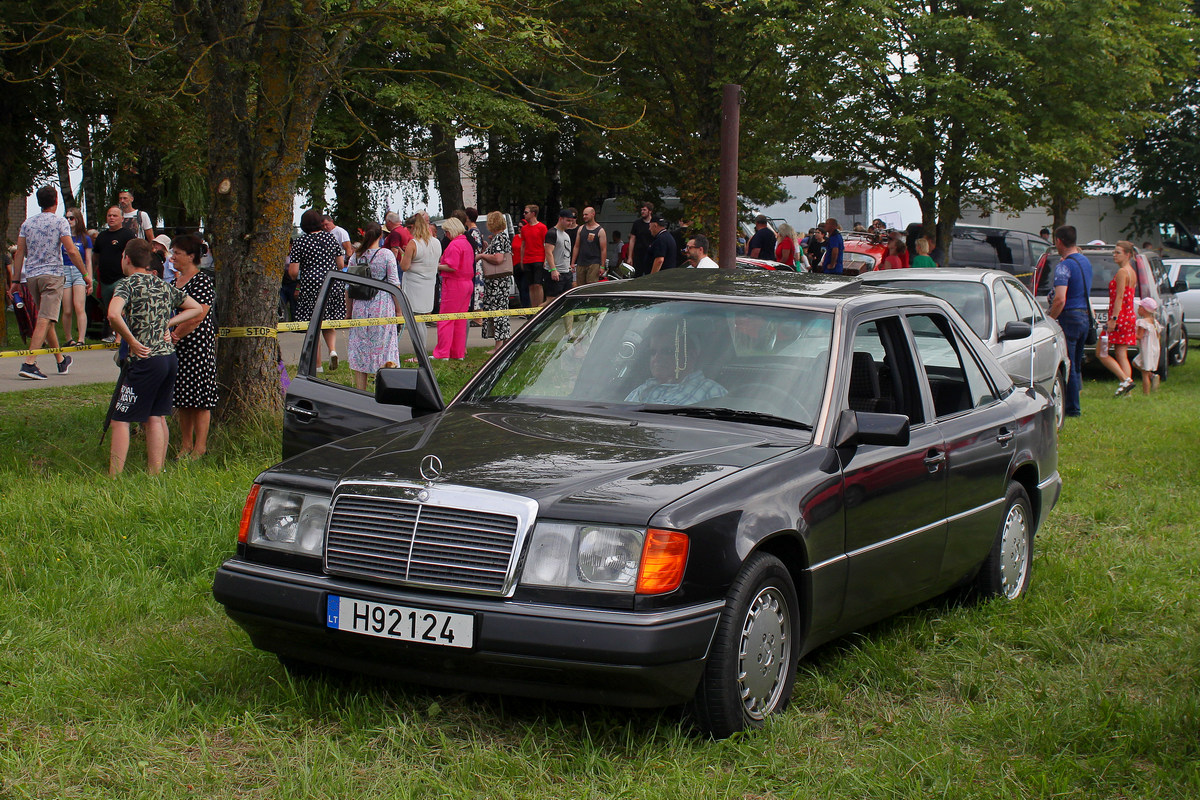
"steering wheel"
734,382,812,421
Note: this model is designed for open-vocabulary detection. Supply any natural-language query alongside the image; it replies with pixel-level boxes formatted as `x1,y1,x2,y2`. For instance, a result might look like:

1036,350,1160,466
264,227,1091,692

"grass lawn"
1,354,1198,798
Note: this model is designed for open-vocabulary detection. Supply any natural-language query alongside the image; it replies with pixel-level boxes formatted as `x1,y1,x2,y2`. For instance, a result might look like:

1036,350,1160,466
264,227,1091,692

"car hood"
273,404,798,525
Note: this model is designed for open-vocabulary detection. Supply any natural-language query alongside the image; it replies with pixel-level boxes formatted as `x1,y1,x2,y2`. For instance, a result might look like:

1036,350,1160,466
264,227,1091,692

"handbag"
482,249,513,279
1085,304,1099,345
346,251,380,301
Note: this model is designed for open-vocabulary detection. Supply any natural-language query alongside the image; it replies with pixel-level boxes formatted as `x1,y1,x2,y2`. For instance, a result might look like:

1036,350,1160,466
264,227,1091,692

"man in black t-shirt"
648,217,678,273
746,214,777,260
628,202,654,277
92,205,136,341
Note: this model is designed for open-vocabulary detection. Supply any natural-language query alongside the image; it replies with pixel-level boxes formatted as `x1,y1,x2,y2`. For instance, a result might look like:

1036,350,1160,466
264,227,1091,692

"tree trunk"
1049,192,1070,231
332,137,369,229
430,123,463,214
50,124,74,209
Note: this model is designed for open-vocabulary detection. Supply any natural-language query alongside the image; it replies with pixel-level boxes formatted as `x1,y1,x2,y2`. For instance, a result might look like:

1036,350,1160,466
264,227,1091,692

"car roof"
955,224,1043,237
861,267,1011,285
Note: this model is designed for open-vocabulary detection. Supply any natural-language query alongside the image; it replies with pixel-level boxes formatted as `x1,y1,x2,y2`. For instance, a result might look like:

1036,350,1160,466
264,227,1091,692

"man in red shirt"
383,212,412,264
519,204,549,307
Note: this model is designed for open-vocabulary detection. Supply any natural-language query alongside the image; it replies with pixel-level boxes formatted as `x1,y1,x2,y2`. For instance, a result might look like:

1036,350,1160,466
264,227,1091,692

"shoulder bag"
482,244,513,279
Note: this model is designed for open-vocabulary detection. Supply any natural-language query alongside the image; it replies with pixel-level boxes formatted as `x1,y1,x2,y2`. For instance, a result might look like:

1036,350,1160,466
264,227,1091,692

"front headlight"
520,522,688,594
247,487,329,555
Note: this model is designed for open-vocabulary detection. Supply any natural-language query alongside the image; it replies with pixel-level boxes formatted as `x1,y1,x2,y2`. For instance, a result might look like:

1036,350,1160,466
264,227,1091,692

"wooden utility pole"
718,84,741,269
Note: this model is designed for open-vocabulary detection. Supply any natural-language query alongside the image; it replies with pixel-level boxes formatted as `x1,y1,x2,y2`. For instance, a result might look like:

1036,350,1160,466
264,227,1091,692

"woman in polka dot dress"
1100,240,1139,395
288,208,347,369
169,234,219,458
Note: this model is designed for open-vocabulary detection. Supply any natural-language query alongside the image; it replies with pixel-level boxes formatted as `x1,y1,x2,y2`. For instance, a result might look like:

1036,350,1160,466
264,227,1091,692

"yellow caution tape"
217,325,279,339
0,342,118,358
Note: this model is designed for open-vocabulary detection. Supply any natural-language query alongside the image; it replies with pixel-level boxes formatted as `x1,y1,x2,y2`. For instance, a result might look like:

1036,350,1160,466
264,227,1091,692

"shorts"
63,266,87,289
577,263,603,286
112,354,179,423
543,270,574,297
28,274,65,321
522,261,548,285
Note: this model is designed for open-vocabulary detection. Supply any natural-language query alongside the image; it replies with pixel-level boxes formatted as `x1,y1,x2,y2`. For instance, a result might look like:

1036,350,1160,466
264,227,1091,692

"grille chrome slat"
324,487,532,596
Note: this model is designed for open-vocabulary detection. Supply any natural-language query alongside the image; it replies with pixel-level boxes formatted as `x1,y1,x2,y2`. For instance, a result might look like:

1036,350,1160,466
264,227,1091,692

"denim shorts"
63,266,87,289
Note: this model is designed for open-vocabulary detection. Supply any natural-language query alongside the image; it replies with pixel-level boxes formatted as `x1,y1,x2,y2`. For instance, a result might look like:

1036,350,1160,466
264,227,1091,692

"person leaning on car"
1047,225,1093,418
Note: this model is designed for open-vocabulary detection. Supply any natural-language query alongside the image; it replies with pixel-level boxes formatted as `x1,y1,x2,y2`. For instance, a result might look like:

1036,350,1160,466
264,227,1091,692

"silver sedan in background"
861,268,1071,429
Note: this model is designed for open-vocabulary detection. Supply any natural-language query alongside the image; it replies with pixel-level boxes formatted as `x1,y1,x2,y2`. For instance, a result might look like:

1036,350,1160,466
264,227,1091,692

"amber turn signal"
238,484,261,543
636,529,689,595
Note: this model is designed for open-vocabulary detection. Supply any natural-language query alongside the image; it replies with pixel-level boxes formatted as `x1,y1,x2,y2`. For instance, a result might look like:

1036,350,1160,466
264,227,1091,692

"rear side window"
952,231,999,267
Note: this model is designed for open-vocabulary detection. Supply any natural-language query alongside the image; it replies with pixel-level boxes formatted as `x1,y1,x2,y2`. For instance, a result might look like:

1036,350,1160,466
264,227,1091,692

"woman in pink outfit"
432,217,475,359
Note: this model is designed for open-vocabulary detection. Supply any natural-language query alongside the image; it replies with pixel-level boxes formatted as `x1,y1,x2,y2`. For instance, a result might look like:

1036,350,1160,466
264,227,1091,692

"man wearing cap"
571,206,607,286
746,214,776,260
12,185,86,379
1047,224,1093,418
118,190,155,242
542,208,576,303
648,217,678,273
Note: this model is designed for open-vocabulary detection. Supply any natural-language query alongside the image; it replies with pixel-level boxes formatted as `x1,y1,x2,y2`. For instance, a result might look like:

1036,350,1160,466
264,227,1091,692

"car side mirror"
836,409,910,448
999,321,1033,341
1174,278,1189,293
375,367,444,413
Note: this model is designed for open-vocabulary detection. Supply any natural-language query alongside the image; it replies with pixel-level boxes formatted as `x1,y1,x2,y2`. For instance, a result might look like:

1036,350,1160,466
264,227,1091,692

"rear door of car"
283,271,442,459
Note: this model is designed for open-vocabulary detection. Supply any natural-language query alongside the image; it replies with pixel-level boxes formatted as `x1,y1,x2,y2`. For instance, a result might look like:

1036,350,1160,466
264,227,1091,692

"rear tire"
692,552,799,739
974,482,1033,600
1157,334,1170,382
1051,371,1066,431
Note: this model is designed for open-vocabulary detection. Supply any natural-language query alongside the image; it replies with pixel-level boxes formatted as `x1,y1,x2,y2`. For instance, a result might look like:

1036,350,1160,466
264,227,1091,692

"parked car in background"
862,268,1071,430
1164,258,1200,333
1033,244,1188,376
948,225,1053,289
841,231,889,275
214,269,1060,739
734,256,799,272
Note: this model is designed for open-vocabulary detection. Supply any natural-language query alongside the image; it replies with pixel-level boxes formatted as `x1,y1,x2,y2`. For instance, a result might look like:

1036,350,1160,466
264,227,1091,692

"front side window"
908,314,997,417
993,281,1020,332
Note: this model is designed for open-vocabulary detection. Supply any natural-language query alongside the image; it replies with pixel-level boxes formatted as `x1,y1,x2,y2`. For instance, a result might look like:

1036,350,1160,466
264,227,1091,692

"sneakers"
102,334,117,344
18,363,48,380
1114,378,1135,396
57,355,72,375
328,351,339,371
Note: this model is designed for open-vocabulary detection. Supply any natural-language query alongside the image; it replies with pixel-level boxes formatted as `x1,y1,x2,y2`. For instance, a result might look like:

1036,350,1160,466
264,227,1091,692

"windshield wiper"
640,405,813,431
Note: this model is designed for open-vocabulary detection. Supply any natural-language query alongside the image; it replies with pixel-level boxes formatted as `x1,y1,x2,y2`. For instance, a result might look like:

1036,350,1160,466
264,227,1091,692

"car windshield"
464,297,834,430
870,280,992,338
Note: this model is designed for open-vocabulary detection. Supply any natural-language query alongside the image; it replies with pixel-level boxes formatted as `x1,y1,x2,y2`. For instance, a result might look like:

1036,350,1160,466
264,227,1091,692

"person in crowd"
479,211,515,355
151,234,173,280
871,218,887,233
926,229,946,266
879,236,906,270
821,218,844,274
543,208,575,302
455,209,485,314
686,235,719,269
628,201,654,276
168,233,219,459
432,217,474,360
572,206,607,286
289,208,346,370
321,214,354,261
1047,225,1093,418
1039,228,1051,242
12,186,86,379
345,222,402,390
107,239,202,476
805,227,826,272
383,211,412,265
1099,240,1139,395
92,206,136,342
611,230,626,269
400,212,441,316
746,214,776,260
624,323,727,404
118,190,155,241
852,222,867,232
911,237,937,268
518,204,549,306
648,216,678,273
1132,297,1162,394
60,206,93,347
774,223,799,269
672,218,691,266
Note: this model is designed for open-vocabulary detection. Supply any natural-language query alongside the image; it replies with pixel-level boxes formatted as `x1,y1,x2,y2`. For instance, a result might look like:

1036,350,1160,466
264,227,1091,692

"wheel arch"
745,531,811,641
1009,462,1041,533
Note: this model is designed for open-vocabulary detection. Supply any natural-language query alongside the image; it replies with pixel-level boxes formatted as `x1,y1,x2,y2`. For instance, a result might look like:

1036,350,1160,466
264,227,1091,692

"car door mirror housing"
999,321,1033,341
1174,278,1189,293
375,367,444,412
836,408,910,448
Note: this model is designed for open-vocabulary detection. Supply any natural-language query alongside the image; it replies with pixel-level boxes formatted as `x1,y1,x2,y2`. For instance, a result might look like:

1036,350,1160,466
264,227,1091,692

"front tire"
1158,333,1171,381
1169,326,1188,366
974,482,1033,600
692,552,799,738
1051,370,1066,431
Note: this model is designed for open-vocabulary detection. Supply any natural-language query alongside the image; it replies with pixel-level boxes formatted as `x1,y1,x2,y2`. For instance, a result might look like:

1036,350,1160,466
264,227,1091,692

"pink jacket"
439,236,476,284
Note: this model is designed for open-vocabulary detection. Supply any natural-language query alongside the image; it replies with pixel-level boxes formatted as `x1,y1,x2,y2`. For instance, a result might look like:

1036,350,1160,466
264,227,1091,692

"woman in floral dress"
346,222,402,390
478,211,514,355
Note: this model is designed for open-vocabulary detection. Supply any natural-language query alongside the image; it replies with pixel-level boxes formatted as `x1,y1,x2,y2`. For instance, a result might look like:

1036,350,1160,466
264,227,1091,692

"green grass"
1,360,1198,798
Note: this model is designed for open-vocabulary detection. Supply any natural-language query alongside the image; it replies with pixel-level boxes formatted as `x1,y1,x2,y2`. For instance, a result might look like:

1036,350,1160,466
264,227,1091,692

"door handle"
997,428,1014,446
923,450,946,473
286,402,318,420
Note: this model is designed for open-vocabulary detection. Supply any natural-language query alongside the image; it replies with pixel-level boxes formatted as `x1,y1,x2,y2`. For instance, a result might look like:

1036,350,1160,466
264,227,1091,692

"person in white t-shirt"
321,215,354,261
686,235,720,269
118,190,155,241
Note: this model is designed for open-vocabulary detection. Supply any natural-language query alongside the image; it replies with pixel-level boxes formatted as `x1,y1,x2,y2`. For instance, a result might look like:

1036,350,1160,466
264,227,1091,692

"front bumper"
213,560,723,707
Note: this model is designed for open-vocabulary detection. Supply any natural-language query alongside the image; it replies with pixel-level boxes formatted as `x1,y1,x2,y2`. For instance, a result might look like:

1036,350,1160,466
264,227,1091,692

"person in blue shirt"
1047,225,1093,418
821,219,845,274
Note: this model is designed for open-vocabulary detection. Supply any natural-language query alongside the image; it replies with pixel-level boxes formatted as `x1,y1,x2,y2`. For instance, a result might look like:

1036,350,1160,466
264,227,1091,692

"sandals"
64,339,82,348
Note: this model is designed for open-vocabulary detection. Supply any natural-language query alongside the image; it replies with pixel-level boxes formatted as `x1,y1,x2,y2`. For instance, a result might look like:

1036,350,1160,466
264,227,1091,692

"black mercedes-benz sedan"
214,269,1061,738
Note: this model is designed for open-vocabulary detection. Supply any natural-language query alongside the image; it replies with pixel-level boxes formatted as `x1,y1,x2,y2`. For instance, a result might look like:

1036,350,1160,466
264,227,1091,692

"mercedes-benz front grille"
325,493,524,595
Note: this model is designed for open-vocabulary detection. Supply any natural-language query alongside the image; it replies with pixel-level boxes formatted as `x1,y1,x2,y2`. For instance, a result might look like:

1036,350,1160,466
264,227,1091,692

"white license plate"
326,595,474,649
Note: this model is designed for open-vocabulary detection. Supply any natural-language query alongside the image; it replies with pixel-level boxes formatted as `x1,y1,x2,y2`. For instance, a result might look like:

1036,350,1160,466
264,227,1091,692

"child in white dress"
1131,297,1162,394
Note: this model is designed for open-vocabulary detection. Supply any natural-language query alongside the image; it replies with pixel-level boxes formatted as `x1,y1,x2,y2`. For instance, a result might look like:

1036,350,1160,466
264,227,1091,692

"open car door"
282,270,444,459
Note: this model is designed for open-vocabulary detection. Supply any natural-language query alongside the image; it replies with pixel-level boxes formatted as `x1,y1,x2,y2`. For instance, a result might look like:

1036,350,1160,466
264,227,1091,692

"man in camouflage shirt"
106,238,203,476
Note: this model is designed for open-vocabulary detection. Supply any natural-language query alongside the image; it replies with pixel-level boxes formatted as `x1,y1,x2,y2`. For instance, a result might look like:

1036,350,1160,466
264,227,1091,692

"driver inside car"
624,321,728,405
